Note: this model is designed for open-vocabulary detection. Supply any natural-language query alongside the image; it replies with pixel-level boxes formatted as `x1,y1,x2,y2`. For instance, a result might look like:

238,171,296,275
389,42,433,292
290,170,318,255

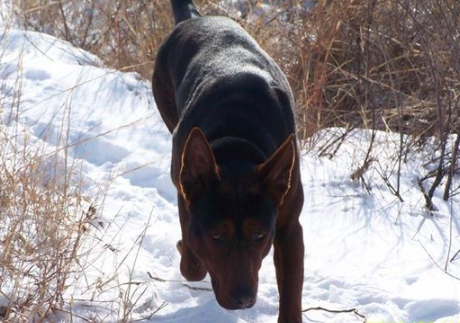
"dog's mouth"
211,276,257,310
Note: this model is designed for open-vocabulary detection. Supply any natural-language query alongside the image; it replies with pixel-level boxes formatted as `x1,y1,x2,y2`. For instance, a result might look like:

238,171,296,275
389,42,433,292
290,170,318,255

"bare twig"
147,272,213,292
375,168,404,202
302,306,367,322
445,197,455,271
318,124,355,158
443,127,460,201
350,158,374,181
417,178,437,211
132,301,168,322
450,249,460,263
418,241,460,281
58,1,70,41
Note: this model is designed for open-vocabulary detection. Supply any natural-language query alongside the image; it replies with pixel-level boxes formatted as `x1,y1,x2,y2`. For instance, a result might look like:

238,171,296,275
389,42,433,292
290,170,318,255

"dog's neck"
210,136,266,172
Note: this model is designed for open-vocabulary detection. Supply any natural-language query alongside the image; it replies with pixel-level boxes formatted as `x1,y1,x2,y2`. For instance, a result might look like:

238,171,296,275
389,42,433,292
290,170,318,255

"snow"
1,26,459,323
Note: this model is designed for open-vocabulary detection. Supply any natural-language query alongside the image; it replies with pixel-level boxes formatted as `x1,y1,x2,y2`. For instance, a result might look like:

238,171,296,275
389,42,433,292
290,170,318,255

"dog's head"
178,127,295,309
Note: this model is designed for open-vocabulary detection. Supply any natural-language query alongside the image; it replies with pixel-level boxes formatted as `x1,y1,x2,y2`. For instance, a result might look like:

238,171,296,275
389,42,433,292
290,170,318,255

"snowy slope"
1,27,459,323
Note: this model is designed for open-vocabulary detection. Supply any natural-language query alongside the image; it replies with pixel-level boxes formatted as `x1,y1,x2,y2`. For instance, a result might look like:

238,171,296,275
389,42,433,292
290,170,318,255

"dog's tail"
171,0,201,25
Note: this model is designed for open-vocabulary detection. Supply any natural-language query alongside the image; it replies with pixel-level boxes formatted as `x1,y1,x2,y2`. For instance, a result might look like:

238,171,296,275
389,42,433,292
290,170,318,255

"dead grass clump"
282,0,460,139
12,0,173,76
0,124,94,322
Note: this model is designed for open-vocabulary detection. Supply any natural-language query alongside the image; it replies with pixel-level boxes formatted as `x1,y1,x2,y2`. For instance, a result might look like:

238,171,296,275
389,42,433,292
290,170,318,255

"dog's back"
155,10,296,166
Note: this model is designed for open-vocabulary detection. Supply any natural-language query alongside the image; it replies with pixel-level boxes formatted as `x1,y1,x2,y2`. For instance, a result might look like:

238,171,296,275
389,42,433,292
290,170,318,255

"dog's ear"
255,134,295,206
179,127,219,200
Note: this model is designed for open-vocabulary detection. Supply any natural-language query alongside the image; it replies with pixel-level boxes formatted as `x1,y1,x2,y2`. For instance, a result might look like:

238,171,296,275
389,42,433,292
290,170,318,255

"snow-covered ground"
1,25,459,323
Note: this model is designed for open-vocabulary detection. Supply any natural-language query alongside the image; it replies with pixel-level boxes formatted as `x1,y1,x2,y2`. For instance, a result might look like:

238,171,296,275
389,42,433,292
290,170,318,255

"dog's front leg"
177,195,208,281
274,220,304,323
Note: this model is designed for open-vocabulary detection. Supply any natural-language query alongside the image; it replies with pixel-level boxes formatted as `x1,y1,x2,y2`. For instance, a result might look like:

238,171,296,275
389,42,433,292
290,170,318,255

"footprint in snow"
25,68,51,81
404,298,460,322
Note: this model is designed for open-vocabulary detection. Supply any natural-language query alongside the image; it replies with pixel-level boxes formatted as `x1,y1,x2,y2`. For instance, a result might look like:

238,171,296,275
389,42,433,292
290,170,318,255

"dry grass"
0,108,95,321
10,0,459,206
288,0,460,205
0,60,153,323
284,0,460,138
0,125,157,322
0,21,166,321
12,0,173,76
0,33,93,318
10,0,460,135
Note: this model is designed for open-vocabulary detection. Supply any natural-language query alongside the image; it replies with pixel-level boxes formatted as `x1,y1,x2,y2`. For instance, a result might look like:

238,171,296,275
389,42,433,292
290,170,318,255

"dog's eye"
252,233,265,241
211,234,224,242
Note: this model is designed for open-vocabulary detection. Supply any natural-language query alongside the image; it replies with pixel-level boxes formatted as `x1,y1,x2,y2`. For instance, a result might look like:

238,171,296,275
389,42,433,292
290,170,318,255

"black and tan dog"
152,1,304,322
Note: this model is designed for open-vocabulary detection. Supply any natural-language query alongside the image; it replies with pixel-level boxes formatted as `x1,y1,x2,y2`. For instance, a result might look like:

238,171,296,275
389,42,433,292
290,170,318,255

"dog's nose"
236,296,255,309
232,290,256,309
